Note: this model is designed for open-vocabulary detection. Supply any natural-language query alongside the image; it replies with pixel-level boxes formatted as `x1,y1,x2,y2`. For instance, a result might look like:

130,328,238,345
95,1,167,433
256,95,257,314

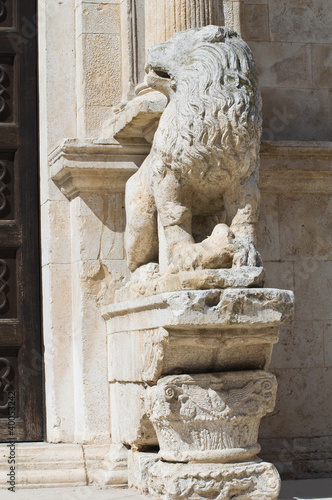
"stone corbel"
49,137,150,200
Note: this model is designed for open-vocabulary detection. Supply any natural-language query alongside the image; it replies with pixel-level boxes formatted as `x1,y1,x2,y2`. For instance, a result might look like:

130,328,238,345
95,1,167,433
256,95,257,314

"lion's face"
145,26,244,98
145,29,198,96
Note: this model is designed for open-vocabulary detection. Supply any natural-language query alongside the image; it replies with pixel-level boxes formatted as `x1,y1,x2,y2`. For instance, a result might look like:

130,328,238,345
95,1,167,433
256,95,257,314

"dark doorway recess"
0,0,44,441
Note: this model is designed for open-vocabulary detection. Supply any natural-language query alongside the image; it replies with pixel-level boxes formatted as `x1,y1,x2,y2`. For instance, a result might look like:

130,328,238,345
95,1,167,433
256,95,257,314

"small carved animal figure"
125,26,262,273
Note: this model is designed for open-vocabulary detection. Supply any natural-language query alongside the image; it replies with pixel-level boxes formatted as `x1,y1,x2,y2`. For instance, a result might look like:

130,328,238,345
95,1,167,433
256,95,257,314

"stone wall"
257,144,332,477
224,0,332,142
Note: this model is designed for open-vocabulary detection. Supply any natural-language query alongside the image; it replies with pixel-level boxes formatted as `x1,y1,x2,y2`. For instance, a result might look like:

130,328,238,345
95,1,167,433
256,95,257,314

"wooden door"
0,0,44,441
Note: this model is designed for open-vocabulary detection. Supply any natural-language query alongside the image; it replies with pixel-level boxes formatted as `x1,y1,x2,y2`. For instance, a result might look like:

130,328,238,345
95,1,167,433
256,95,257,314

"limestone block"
279,194,332,261
249,42,312,88
42,263,75,442
260,435,332,479
261,88,332,141
72,192,125,261
82,33,121,107
259,367,332,439
77,2,121,35
146,372,277,463
109,382,157,447
263,262,294,292
269,320,324,370
312,44,332,89
108,326,279,384
269,0,332,43
41,200,71,265
294,262,332,321
78,105,118,138
0,443,86,488
128,450,159,494
238,4,270,42
148,458,280,500
324,322,332,367
86,444,128,487
103,289,294,334
100,193,125,260
256,194,280,262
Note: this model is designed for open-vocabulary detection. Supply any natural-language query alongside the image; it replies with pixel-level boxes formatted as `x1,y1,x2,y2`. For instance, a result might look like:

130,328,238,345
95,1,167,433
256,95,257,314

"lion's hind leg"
125,160,158,272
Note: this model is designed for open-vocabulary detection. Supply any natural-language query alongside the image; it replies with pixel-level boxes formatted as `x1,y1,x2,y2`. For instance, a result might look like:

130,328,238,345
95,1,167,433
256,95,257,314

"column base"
148,458,281,500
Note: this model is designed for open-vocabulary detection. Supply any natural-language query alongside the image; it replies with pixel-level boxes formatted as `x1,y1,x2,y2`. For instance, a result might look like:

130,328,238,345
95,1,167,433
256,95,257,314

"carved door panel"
0,0,43,440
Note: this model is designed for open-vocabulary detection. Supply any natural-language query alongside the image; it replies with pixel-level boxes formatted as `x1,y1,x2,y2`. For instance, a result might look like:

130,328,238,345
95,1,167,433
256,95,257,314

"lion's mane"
152,27,262,180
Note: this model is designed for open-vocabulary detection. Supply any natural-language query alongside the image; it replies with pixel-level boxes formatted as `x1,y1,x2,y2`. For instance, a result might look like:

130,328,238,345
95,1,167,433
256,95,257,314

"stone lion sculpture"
125,26,262,275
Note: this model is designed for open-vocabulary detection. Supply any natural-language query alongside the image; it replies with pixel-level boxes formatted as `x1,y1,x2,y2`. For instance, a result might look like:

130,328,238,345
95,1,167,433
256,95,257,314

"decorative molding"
50,139,332,200
0,2,5,20
128,0,138,86
0,357,11,410
148,459,281,500
0,258,8,311
50,138,150,199
260,141,332,194
0,66,6,115
0,161,7,211
260,141,332,158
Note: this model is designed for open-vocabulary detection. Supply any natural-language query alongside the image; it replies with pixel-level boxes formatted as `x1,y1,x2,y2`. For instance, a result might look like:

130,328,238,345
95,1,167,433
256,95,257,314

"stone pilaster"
145,0,225,50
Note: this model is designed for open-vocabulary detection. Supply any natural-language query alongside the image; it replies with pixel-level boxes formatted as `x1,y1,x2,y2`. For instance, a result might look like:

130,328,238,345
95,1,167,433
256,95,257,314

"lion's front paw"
171,224,236,271
233,237,262,268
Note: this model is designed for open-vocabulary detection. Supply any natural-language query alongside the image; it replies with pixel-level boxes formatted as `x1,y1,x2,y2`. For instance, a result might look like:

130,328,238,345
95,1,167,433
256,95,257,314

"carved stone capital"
146,371,277,463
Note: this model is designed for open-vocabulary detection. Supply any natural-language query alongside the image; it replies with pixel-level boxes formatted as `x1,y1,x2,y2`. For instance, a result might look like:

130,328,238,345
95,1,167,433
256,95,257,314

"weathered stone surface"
125,26,262,274
87,444,128,487
279,194,332,261
260,367,332,439
239,4,270,42
146,372,277,463
109,382,157,448
128,450,159,494
312,44,332,89
145,0,225,49
148,459,281,499
103,288,294,333
260,88,332,142
108,326,279,384
0,443,86,488
249,42,312,89
269,320,324,370
269,0,332,44
115,266,265,300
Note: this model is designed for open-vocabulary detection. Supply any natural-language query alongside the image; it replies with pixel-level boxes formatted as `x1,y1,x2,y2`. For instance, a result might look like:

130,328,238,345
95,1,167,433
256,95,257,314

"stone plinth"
103,288,293,454
148,459,281,500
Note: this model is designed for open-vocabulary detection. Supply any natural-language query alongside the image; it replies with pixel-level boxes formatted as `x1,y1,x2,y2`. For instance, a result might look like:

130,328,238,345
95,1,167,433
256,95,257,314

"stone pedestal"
103,287,294,499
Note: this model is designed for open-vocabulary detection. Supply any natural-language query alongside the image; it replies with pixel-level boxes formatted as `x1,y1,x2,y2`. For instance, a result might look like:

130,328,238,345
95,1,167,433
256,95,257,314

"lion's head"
145,25,262,177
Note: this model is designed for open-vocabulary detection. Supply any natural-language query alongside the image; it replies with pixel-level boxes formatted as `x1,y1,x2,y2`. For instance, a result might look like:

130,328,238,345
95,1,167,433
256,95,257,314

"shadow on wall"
280,478,332,499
